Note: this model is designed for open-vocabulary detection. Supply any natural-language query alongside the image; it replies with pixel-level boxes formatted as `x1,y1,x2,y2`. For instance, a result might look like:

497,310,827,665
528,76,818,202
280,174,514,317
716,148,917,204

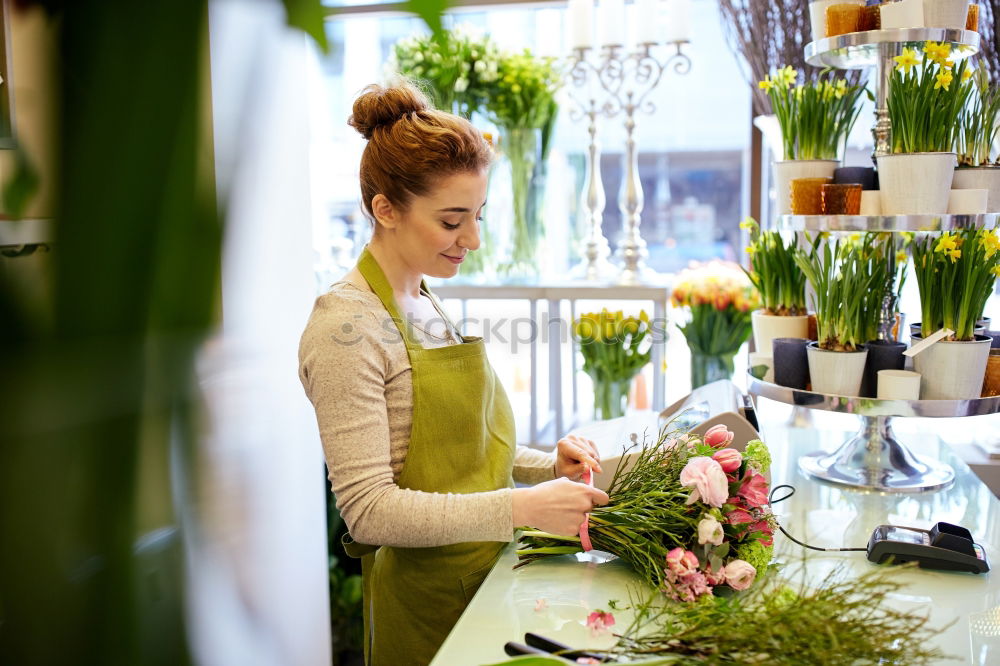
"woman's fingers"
558,436,603,474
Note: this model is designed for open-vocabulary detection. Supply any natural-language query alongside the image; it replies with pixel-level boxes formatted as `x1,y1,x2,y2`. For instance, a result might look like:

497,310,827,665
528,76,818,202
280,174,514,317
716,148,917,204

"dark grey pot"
772,337,811,390
860,340,907,398
833,166,877,190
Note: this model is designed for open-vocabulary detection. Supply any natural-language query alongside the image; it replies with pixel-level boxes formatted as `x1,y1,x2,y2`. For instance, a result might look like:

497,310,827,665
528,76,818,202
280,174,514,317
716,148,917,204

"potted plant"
740,217,809,356
671,261,759,389
880,43,973,214
953,66,1000,212
794,234,889,396
910,229,1000,398
759,66,864,214
575,309,652,420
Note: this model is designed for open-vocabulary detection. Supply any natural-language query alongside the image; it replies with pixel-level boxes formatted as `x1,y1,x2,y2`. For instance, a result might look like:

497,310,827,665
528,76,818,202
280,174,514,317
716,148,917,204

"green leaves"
764,68,864,160
888,47,973,154
743,218,807,315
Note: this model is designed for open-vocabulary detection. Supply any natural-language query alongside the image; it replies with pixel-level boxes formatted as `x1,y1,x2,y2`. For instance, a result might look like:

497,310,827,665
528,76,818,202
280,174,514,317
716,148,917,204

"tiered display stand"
749,28,1000,493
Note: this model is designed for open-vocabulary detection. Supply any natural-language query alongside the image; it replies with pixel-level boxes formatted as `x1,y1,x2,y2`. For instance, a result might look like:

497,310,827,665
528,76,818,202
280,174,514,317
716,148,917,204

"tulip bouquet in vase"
574,309,652,420
910,229,1000,398
515,422,775,603
741,217,809,358
671,261,760,389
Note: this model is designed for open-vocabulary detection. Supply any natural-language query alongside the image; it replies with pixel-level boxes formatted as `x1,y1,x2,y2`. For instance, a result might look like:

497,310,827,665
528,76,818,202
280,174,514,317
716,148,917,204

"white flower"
431,52,442,63
413,51,424,63
455,77,469,92
474,60,486,73
697,515,725,546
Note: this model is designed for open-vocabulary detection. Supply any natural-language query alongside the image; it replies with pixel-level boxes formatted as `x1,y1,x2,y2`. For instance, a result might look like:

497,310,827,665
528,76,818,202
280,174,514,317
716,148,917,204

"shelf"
748,375,1000,419
771,213,1000,232
805,28,980,69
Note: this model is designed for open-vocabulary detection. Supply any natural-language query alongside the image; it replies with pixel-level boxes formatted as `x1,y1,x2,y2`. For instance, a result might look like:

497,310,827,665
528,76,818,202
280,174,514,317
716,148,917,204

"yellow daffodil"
924,41,952,65
834,79,848,99
962,66,974,81
946,248,961,262
739,217,757,231
935,233,959,254
758,77,773,91
993,265,1000,278
896,250,908,263
980,231,1000,259
934,70,953,91
894,47,921,73
776,65,797,88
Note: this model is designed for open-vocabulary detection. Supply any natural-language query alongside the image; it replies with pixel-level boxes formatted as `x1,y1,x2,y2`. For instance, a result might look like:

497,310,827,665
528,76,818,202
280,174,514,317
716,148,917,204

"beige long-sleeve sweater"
298,280,556,548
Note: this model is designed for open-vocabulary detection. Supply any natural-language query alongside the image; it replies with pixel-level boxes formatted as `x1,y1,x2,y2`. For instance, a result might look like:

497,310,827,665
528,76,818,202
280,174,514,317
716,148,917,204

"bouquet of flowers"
912,229,1000,340
390,26,501,118
516,422,775,602
574,309,652,420
670,261,759,388
758,66,864,160
888,43,973,154
741,216,807,316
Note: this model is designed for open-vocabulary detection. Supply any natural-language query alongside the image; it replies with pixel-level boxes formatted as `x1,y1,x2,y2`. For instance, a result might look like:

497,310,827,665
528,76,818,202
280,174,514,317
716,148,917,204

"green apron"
344,248,516,666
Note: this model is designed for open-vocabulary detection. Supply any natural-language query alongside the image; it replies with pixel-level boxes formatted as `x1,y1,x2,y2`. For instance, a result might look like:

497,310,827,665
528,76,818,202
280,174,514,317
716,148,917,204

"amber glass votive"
983,350,1000,397
967,4,980,31
821,183,862,214
790,177,832,215
860,4,881,30
826,4,863,36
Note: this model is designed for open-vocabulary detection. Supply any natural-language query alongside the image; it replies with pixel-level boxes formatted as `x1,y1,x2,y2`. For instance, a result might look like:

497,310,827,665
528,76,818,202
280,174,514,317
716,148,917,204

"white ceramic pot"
809,0,867,39
952,167,1000,212
876,152,956,214
752,310,811,355
912,334,992,399
922,0,969,28
806,342,869,397
773,160,840,215
947,188,988,214
881,0,925,28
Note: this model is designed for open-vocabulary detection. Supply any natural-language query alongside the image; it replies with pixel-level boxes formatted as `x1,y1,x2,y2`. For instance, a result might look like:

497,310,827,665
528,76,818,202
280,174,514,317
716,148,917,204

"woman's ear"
371,194,399,231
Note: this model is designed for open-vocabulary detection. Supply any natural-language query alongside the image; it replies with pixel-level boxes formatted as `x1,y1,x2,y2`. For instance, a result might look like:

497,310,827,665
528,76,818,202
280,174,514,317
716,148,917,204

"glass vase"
592,377,632,421
501,126,541,275
690,351,736,389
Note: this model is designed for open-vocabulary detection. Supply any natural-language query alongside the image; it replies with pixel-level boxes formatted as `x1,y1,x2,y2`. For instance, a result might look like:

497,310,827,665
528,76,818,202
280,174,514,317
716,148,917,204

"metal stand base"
798,415,955,492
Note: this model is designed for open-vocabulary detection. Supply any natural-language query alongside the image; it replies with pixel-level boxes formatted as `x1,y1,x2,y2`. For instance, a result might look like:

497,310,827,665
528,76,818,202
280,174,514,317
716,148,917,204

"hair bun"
349,83,430,140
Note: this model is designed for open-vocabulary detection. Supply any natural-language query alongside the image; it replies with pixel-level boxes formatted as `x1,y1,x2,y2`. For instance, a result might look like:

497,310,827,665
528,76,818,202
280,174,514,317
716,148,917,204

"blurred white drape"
189,2,331,664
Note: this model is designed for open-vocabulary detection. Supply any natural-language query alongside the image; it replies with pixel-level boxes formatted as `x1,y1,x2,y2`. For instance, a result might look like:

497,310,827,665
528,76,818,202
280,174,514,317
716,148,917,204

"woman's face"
381,170,488,279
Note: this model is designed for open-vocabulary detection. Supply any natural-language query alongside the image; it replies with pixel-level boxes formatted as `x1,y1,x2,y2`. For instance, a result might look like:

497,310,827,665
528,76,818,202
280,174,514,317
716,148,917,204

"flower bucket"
806,342,868,396
876,152,956,215
880,0,925,28
773,160,840,215
752,310,810,355
912,334,991,399
952,166,1000,212
922,0,969,29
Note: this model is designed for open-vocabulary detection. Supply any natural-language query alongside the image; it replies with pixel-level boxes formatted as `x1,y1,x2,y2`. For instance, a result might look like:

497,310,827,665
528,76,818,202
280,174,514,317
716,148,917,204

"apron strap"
357,247,425,350
342,532,379,559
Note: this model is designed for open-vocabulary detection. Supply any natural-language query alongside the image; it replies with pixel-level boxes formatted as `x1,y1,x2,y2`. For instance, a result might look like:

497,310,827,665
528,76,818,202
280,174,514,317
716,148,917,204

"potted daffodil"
953,66,1000,212
880,42,973,214
759,66,864,215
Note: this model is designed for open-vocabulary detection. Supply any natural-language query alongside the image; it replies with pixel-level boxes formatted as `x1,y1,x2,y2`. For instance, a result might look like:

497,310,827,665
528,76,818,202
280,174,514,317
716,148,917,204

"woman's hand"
512,478,610,536
554,434,603,481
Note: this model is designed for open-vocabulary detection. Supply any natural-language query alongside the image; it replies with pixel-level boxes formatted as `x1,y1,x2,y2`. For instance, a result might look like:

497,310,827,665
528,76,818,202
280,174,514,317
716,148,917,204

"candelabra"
567,41,692,285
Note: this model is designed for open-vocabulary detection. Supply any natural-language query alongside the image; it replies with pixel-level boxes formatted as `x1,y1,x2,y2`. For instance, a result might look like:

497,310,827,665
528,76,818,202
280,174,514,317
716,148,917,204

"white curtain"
189,2,331,664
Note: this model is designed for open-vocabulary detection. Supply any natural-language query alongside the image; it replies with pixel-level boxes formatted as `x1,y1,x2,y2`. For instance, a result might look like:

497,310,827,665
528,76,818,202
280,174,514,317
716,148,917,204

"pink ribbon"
579,467,593,552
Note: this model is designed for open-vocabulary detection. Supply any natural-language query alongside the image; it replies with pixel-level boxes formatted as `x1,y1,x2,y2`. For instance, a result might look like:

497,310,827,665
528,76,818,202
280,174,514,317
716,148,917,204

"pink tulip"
712,448,742,473
680,457,729,508
723,559,757,590
704,424,735,448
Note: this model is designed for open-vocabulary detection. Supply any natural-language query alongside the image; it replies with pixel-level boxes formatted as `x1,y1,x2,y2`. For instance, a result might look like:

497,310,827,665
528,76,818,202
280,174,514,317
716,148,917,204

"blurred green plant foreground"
0,0,415,663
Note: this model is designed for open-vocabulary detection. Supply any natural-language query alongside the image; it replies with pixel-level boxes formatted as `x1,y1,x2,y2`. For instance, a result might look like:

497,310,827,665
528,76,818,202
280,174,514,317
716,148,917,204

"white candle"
664,0,692,43
599,0,626,47
635,0,660,45
567,0,594,51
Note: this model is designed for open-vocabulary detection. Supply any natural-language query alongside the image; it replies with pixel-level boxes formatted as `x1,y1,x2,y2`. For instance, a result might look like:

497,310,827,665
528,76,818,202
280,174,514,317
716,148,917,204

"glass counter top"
431,410,1000,665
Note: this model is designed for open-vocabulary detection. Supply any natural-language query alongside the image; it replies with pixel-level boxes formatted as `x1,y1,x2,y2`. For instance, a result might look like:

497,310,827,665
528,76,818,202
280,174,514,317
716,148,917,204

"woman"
298,82,610,666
